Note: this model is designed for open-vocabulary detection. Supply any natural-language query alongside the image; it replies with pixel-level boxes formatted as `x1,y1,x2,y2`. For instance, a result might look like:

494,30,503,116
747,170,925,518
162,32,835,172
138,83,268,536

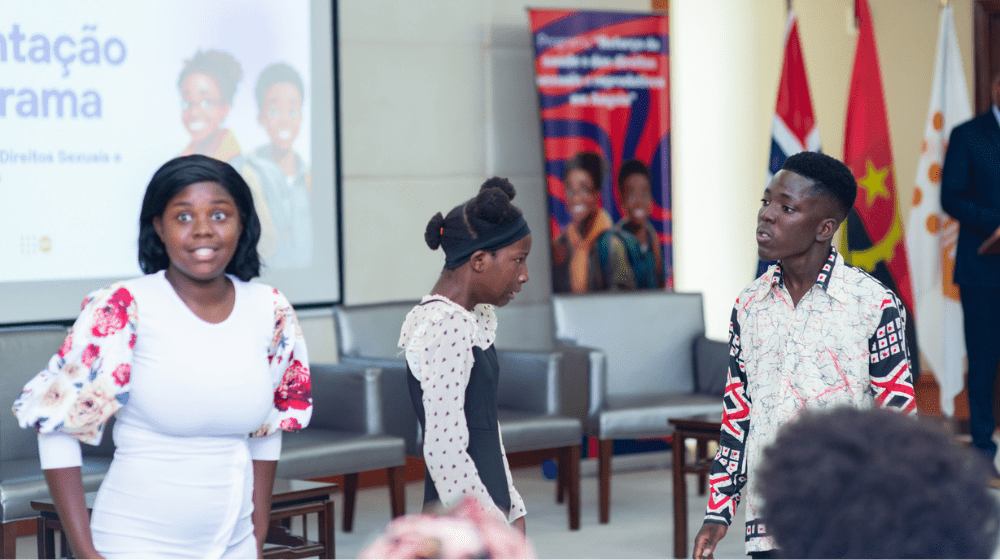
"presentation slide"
0,0,340,324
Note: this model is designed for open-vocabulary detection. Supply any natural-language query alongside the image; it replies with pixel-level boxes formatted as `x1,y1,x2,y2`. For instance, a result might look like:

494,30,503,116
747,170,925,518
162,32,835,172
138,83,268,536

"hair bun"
479,177,515,201
425,212,445,250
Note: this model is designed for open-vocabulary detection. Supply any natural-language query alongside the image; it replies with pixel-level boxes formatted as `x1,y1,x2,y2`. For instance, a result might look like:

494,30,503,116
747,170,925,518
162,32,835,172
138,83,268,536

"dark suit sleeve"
941,123,1000,237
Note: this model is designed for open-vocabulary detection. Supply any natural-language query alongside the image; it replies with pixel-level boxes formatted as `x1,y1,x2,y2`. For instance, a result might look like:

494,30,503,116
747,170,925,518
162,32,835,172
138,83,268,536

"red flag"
841,0,914,311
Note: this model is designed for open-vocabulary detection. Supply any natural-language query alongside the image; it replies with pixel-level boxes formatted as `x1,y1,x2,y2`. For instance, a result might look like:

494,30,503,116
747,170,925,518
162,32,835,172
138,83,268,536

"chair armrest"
552,344,600,424
309,363,383,435
693,336,729,397
555,341,607,435
496,349,562,415
340,356,423,457
340,355,407,370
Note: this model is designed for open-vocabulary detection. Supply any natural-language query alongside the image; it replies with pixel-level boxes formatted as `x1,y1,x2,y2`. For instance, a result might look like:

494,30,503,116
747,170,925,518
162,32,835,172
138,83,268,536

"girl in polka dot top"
398,177,532,533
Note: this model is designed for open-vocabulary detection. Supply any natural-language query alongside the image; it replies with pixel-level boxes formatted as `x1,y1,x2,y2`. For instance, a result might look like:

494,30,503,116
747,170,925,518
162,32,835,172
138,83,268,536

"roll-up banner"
528,9,672,293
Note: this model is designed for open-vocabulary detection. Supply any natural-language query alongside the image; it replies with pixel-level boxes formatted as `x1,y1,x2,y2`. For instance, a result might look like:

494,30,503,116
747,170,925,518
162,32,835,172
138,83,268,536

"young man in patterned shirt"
692,151,916,559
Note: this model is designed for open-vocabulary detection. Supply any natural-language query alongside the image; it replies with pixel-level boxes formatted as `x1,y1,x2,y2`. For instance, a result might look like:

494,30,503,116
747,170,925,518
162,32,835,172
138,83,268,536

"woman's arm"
44,467,103,559
253,289,312,437
248,290,308,557
251,459,277,558
497,428,526,523
13,284,135,445
13,286,136,558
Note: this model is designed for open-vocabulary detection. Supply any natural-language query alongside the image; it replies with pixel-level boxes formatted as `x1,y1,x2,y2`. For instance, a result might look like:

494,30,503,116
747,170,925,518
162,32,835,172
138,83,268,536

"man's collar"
757,247,839,302
993,104,1000,129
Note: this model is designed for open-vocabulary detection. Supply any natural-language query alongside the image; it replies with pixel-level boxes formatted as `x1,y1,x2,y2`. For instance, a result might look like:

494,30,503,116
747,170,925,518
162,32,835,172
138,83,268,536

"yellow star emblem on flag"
858,160,890,207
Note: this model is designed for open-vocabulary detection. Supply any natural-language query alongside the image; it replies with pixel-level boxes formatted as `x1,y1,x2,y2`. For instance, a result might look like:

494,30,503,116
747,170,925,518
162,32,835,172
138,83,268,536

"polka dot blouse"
398,295,526,523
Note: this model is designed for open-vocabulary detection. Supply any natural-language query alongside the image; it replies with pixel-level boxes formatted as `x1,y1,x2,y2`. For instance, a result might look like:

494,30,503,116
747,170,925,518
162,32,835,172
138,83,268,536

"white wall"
331,0,975,349
338,0,649,311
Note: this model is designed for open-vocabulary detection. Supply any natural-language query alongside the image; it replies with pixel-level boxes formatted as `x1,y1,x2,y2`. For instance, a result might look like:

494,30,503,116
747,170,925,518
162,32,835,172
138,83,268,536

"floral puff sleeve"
251,288,312,443
12,284,136,447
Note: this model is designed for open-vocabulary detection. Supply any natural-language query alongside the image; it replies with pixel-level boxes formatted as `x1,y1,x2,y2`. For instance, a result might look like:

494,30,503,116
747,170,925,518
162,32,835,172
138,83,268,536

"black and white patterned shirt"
704,247,916,553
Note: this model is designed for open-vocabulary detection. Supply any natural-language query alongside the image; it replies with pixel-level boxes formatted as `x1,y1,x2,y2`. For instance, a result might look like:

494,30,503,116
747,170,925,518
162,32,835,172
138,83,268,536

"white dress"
13,271,313,558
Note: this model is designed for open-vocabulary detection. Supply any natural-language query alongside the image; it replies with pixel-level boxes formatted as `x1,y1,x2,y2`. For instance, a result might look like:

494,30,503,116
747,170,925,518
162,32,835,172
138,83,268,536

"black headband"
444,215,530,269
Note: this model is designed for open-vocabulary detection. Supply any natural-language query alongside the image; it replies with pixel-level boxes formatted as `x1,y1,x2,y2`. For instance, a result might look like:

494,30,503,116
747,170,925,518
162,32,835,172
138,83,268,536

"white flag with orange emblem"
905,4,971,416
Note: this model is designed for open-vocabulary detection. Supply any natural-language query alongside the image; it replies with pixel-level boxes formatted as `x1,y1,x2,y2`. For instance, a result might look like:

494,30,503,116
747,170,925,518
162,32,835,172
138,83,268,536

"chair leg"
598,439,613,524
37,516,54,559
387,465,406,519
565,445,581,530
696,438,708,496
1,521,16,560
342,472,359,533
556,454,566,504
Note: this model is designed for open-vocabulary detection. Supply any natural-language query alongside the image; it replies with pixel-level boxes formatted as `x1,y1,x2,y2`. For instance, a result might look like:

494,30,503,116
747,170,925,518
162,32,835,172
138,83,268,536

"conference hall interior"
3,0,1000,558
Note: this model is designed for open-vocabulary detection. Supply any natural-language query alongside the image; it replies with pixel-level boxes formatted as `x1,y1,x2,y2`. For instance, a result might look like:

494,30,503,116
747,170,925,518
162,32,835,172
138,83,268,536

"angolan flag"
841,0,919,379
841,0,914,311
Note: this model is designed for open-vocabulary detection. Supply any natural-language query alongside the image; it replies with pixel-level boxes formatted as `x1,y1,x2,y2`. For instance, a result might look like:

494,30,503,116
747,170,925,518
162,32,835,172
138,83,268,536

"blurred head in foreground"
360,497,535,559
759,407,1000,559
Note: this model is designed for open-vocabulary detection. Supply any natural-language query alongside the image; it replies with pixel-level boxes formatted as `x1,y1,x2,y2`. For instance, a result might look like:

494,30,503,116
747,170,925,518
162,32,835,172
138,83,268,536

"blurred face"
564,168,599,224
258,82,303,151
621,173,652,225
153,181,242,284
479,234,531,307
756,170,832,262
180,73,230,146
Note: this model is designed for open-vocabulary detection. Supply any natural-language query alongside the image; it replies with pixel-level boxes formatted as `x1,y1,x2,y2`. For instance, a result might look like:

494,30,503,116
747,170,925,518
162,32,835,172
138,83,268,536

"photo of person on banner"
253,62,313,268
176,49,304,269
551,151,634,293
613,159,665,289
551,153,667,293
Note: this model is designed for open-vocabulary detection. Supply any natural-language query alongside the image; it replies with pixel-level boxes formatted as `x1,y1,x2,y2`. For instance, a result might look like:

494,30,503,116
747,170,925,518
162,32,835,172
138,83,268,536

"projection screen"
0,0,341,324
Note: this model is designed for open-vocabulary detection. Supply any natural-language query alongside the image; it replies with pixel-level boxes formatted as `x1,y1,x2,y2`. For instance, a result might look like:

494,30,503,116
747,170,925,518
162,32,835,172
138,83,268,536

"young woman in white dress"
13,154,312,558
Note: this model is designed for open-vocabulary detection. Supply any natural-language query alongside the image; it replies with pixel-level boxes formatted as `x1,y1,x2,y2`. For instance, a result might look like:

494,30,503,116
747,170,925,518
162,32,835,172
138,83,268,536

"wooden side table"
263,479,338,559
670,414,721,559
30,478,337,559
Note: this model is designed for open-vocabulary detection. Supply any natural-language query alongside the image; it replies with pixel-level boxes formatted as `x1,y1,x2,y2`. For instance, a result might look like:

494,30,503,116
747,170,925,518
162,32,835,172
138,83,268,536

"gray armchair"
552,292,728,523
277,363,407,532
1,326,115,559
334,302,583,530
